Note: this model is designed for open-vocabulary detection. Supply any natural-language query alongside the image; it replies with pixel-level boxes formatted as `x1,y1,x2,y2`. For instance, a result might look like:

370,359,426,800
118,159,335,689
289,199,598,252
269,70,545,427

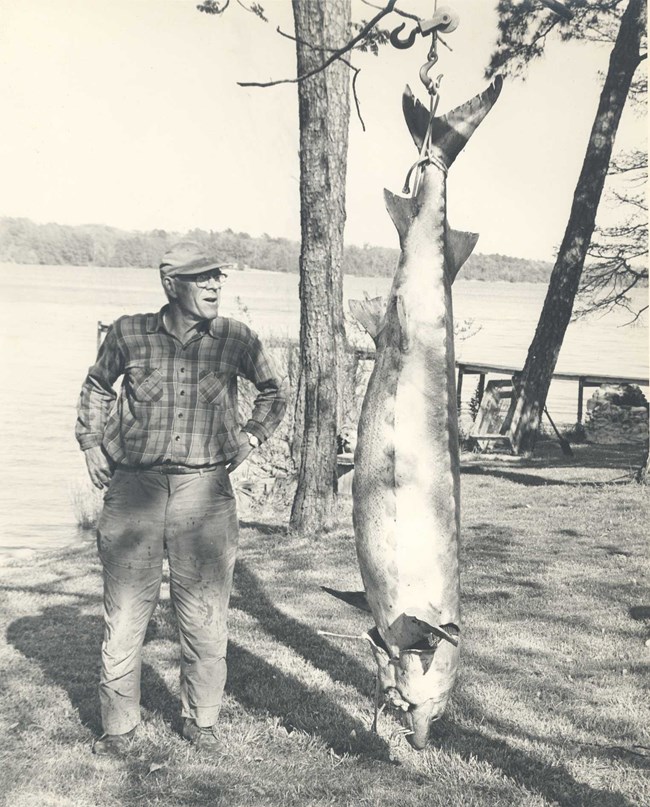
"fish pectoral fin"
348,298,386,343
366,626,392,667
446,228,479,282
404,608,460,648
321,586,371,613
429,624,460,648
404,605,442,631
384,190,419,246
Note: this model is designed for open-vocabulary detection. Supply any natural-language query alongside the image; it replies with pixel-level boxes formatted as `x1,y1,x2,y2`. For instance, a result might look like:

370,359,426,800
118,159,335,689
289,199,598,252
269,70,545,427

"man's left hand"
226,431,255,474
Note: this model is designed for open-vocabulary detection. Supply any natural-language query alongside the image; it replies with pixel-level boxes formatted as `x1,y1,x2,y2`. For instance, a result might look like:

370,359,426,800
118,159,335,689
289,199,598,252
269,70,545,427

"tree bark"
506,0,646,455
289,0,350,533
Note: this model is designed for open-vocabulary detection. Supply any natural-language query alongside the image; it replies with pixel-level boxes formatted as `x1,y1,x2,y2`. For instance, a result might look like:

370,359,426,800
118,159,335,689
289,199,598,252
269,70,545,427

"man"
76,241,287,754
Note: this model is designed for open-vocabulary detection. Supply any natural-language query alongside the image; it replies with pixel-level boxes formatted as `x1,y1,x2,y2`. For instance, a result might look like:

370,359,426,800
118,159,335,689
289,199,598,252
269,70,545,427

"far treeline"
0,217,554,282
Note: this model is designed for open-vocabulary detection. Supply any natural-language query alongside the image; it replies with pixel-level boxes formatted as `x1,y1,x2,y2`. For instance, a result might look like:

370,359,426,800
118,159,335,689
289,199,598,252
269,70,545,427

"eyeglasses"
175,269,228,287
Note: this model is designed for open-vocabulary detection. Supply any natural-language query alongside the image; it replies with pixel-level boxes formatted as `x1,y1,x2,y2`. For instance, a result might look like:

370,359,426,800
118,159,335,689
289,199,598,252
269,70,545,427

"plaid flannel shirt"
76,308,287,467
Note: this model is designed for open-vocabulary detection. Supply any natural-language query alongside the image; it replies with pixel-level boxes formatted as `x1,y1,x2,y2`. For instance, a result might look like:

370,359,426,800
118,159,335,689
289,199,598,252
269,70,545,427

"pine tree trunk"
289,0,350,533
507,0,646,455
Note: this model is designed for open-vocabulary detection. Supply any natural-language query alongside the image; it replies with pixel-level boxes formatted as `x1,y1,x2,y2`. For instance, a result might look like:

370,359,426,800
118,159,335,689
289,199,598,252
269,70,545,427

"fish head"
367,627,460,750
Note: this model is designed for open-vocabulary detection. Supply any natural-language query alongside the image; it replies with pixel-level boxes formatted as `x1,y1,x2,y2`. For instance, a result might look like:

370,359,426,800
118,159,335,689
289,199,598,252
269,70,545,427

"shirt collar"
146,308,166,333
147,306,216,338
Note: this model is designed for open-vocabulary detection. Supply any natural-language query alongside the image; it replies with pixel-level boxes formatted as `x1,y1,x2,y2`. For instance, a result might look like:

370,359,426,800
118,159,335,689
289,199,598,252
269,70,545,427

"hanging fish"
326,75,502,749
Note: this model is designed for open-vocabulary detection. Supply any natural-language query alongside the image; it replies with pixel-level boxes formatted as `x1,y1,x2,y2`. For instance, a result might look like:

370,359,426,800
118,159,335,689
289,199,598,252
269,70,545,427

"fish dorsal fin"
446,228,479,282
321,586,371,613
348,298,386,344
402,84,430,150
384,189,419,246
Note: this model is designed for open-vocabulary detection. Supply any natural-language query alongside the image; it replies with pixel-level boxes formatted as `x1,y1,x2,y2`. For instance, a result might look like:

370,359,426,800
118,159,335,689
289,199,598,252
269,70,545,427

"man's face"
165,269,225,321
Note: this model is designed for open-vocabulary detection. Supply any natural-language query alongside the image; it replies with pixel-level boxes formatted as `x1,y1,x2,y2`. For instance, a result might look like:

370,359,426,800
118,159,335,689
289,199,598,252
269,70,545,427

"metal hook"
419,55,443,95
389,22,418,50
390,8,460,52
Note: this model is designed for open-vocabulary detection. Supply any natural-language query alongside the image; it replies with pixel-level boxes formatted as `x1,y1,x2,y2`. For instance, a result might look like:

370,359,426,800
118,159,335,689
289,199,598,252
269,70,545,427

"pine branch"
275,26,367,130
237,0,399,88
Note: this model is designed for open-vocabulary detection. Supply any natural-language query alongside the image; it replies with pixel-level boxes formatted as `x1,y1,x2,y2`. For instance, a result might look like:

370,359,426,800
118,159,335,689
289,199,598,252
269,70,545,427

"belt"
117,463,224,476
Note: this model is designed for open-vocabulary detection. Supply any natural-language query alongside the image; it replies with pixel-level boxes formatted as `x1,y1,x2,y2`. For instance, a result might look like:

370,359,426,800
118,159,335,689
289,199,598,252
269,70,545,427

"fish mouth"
381,690,446,750
402,698,446,750
381,688,450,749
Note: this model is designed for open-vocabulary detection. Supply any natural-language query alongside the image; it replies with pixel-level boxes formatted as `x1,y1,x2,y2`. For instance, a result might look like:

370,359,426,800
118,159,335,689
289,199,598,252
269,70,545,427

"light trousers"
96,467,239,734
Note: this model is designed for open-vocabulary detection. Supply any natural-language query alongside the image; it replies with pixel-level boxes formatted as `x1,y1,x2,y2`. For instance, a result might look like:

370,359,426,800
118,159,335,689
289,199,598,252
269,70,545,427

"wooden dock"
455,361,648,424
353,346,648,425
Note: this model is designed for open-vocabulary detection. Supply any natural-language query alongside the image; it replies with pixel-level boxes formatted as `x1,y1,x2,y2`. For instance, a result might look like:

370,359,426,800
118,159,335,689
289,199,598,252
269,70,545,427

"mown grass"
0,442,648,807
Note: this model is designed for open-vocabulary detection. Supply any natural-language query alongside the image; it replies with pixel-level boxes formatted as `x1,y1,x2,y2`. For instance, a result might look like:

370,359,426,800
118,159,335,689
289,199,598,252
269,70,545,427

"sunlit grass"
1,444,648,806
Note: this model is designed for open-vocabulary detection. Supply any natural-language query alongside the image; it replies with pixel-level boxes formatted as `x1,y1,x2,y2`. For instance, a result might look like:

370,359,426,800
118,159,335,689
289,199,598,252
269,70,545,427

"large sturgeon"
328,77,502,749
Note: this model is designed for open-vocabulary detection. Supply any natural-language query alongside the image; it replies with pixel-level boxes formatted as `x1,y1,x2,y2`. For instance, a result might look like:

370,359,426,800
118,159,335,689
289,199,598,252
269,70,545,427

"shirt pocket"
199,370,229,407
129,366,164,403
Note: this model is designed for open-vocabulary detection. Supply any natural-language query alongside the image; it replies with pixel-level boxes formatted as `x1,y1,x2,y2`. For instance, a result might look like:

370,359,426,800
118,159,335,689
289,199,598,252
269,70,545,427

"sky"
0,0,645,261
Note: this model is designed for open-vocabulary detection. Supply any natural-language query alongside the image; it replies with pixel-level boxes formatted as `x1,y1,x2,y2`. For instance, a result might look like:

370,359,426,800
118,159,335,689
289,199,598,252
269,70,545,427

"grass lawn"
0,442,648,807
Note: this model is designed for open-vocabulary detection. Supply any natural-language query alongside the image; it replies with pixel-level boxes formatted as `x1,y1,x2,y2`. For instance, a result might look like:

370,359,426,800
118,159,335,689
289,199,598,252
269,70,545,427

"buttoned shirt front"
76,307,287,467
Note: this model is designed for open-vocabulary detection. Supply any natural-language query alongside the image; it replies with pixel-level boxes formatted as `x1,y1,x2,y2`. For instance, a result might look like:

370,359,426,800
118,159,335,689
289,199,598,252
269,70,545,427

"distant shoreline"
0,260,558,286
0,216,557,284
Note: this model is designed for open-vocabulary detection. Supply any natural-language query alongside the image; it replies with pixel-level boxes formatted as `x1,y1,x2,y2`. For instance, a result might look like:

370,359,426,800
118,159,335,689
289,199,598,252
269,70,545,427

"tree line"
0,216,554,283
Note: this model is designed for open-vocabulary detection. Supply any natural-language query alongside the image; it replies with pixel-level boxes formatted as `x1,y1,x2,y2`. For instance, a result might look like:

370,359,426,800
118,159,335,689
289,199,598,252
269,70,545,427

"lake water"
0,263,647,552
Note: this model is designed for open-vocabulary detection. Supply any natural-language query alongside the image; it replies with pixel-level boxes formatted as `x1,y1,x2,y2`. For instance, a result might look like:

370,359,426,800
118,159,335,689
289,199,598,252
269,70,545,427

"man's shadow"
6,594,387,757
6,604,180,734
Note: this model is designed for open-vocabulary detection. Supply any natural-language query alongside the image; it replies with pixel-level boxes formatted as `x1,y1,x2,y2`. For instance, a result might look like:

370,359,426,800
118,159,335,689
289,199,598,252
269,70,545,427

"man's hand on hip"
84,446,113,490
226,431,256,474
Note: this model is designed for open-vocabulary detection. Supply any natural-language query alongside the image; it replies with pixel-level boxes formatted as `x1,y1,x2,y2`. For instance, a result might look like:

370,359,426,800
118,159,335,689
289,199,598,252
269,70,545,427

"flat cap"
159,241,233,278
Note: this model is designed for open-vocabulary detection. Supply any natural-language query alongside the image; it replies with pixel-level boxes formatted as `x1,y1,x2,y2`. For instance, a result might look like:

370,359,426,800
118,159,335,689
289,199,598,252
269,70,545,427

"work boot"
92,726,137,756
182,718,220,751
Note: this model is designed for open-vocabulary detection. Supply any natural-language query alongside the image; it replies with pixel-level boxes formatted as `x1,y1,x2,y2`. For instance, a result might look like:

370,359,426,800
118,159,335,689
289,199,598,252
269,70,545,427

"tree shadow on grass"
231,560,375,700
462,465,571,486
226,641,387,759
463,442,646,473
239,520,287,536
462,464,635,488
432,717,638,807
7,604,180,734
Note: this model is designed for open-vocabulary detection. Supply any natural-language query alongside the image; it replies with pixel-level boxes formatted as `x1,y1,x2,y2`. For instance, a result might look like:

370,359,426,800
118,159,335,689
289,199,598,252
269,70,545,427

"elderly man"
76,242,287,754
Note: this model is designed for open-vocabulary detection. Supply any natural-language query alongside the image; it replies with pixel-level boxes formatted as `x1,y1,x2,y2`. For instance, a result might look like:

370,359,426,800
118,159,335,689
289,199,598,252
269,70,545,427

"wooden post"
577,377,585,424
456,365,464,414
477,373,486,405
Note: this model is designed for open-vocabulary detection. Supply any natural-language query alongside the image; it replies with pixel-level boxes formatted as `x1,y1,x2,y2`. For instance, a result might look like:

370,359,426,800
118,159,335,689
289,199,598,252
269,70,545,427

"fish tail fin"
447,228,479,282
402,85,431,152
348,297,386,343
403,76,503,168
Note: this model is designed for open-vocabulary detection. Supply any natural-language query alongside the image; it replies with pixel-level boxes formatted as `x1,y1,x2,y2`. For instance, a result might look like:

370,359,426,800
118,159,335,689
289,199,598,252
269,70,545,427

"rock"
585,384,649,445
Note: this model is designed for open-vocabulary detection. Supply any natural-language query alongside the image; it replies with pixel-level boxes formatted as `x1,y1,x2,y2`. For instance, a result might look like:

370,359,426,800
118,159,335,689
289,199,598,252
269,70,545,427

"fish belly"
353,305,460,651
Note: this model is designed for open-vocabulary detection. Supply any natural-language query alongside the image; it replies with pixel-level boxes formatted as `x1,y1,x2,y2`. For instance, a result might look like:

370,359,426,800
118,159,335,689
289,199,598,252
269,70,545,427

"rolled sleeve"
75,325,124,450
240,336,288,443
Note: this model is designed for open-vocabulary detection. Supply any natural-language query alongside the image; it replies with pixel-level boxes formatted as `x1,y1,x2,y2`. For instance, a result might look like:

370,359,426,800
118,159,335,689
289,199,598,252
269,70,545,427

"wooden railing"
455,361,648,424
352,347,648,425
